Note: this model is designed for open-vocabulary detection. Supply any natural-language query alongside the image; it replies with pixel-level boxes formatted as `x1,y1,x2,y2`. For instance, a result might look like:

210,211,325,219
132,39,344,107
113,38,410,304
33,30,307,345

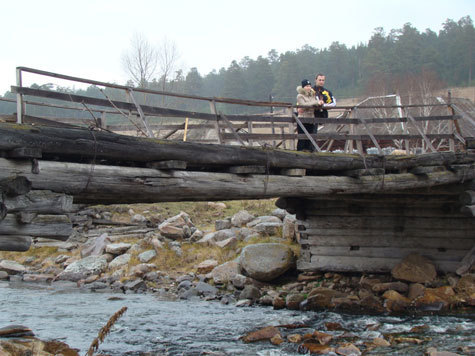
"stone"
189,229,204,242
0,260,26,274
138,250,157,263
124,279,147,292
272,208,287,220
270,334,285,345
239,285,261,301
426,347,461,356
195,281,218,297
282,214,297,240
241,326,280,343
131,213,147,223
0,271,8,280
215,237,238,249
372,281,409,293
207,202,227,210
128,264,153,277
382,290,411,312
287,334,303,343
239,243,295,282
335,343,362,356
231,210,255,227
105,243,132,255
253,222,282,236
158,224,184,239
286,293,306,310
391,253,437,283
301,287,347,310
22,274,55,283
196,259,219,274
372,337,391,347
215,219,232,231
58,255,108,281
408,283,426,300
209,261,240,284
455,274,475,295
54,255,69,264
231,274,249,289
109,253,131,268
246,215,281,228
272,296,286,309
414,286,456,311
235,299,252,307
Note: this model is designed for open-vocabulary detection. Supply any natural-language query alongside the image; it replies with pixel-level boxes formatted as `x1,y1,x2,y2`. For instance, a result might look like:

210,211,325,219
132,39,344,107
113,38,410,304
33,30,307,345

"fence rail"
11,66,474,154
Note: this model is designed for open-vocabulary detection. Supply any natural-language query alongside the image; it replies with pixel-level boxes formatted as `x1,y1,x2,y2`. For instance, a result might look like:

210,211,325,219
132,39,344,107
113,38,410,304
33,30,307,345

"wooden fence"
9,66,475,154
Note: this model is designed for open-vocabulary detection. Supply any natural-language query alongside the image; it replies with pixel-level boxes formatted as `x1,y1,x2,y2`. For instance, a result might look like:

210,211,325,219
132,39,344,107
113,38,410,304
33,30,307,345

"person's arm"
323,96,336,109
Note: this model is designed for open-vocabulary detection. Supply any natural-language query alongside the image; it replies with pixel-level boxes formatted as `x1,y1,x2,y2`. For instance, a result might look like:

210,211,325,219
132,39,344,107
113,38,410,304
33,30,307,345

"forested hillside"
1,16,473,117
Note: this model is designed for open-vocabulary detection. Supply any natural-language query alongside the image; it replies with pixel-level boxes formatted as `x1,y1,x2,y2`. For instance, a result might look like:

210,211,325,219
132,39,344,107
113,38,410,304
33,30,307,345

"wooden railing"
10,66,473,154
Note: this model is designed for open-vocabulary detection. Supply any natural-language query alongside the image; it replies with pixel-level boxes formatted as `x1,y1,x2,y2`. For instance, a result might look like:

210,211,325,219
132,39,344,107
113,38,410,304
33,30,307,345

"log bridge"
0,122,474,274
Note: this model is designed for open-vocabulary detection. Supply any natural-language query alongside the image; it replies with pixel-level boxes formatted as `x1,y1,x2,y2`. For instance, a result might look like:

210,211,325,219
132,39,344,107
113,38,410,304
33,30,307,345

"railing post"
447,90,455,151
16,68,24,124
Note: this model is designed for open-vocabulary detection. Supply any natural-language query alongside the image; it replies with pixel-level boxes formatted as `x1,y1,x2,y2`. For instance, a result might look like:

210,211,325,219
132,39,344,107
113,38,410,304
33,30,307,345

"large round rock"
239,243,295,282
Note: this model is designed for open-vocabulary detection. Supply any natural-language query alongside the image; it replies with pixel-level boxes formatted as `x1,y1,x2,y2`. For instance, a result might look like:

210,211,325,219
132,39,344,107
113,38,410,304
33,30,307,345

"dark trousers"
297,123,318,151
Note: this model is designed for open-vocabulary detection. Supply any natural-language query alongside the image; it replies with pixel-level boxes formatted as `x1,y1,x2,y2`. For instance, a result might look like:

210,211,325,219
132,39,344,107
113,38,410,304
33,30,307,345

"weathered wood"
280,168,306,177
302,215,475,231
146,160,187,170
298,256,459,273
0,123,470,171
0,214,72,240
456,244,475,275
342,168,385,177
300,227,472,239
304,205,462,217
7,147,42,159
409,166,447,175
0,176,31,197
16,212,37,223
0,203,7,221
0,235,32,251
1,158,473,203
3,190,74,214
309,246,466,261
460,205,475,217
299,235,474,248
228,166,266,174
459,190,475,205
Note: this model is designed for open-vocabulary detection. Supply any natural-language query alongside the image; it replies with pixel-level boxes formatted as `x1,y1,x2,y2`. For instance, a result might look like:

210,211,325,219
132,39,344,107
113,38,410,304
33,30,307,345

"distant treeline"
1,16,473,118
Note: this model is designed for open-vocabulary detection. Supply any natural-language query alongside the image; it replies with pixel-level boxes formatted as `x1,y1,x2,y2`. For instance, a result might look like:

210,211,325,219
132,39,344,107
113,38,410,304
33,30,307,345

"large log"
0,158,473,203
0,123,471,171
3,190,74,214
0,214,72,240
0,235,32,251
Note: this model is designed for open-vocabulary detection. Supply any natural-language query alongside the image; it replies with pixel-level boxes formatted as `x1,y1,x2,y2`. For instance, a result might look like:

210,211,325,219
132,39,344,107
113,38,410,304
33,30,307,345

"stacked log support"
0,183,74,251
277,187,475,274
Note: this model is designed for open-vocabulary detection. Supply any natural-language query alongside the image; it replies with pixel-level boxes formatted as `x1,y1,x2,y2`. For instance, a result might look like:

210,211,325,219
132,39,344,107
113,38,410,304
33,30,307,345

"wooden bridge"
0,67,474,274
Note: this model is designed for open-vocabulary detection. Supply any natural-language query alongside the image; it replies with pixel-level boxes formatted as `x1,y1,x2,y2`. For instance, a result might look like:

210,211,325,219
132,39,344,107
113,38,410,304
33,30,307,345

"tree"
122,33,158,88
157,37,180,93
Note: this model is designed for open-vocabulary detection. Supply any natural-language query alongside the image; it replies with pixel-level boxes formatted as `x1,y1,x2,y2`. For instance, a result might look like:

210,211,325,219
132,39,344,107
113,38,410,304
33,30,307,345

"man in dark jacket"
313,73,336,125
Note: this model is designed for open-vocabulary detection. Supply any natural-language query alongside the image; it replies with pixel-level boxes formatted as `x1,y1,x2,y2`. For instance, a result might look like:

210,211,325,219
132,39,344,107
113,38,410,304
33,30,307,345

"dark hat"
301,79,312,87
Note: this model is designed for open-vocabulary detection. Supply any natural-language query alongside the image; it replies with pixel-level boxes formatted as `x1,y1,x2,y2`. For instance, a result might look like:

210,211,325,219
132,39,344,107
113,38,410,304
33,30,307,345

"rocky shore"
1,200,474,355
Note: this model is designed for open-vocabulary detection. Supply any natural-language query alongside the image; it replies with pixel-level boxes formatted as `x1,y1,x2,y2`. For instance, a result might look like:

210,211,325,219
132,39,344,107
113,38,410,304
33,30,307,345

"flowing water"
1,281,474,355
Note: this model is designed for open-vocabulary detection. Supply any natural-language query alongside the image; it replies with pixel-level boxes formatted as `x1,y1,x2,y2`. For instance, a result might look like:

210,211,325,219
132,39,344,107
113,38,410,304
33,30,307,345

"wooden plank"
305,206,463,217
292,113,322,152
299,235,474,248
298,256,459,273
0,235,32,252
146,160,187,170
302,215,475,231
0,203,6,222
0,214,72,240
308,246,467,261
455,244,475,275
409,166,447,175
280,168,306,177
3,190,74,214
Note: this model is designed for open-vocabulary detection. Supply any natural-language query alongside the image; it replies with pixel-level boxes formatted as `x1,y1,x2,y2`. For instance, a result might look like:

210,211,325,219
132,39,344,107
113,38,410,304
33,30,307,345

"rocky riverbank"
0,200,474,355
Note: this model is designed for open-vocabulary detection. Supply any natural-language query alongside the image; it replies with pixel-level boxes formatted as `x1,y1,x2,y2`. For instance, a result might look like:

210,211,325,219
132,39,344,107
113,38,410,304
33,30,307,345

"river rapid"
1,281,474,356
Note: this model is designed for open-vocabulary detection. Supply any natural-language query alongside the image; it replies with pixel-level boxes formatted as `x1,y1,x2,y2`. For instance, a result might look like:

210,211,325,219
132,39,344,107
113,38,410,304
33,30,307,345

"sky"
1,0,474,95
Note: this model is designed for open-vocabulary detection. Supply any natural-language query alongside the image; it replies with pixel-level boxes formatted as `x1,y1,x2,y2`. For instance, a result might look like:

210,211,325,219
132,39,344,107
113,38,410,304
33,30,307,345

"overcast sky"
1,0,473,95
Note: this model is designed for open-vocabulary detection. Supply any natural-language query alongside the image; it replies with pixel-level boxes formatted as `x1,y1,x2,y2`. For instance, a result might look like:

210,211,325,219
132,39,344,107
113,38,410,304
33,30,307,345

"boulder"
372,281,409,294
109,253,131,269
207,202,227,210
215,219,232,231
391,254,437,283
196,259,219,274
282,214,298,240
58,255,108,281
138,250,157,263
215,237,238,249
455,274,475,295
246,215,281,228
209,260,240,284
231,210,255,227
286,293,306,310
239,285,261,301
253,222,282,236
105,243,131,255
239,243,295,282
0,260,27,274
272,208,287,220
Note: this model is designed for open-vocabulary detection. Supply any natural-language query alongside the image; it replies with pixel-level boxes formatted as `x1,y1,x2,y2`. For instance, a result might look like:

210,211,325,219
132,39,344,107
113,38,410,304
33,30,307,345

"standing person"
313,73,336,123
296,79,320,151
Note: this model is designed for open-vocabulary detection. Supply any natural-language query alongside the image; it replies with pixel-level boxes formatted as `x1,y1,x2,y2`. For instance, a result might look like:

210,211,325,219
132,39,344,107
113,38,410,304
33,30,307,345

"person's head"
301,79,312,92
315,73,326,87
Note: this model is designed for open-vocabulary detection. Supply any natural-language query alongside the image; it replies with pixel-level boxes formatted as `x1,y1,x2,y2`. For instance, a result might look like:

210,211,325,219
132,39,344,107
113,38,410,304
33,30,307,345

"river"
1,281,474,355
